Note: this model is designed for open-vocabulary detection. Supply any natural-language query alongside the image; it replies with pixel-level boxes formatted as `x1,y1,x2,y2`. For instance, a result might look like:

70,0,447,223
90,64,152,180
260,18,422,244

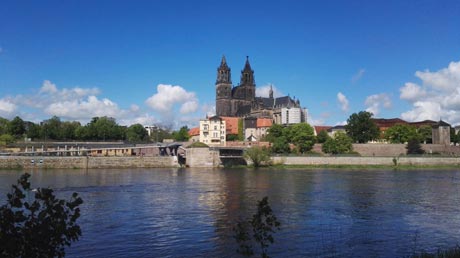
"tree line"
0,115,191,145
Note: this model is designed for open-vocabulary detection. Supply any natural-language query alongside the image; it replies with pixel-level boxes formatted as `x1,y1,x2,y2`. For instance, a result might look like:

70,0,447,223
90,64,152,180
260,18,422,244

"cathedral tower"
216,56,232,116
240,56,256,101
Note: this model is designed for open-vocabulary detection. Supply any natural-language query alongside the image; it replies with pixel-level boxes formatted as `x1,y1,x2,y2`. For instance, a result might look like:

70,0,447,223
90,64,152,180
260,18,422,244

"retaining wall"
272,156,460,166
0,156,179,169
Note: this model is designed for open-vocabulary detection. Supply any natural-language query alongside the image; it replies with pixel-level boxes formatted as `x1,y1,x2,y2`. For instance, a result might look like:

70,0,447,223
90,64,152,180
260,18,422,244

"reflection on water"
1,168,460,257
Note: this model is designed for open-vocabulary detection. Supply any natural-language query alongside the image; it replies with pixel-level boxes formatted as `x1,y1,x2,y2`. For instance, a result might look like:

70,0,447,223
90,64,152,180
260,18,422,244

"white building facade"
199,116,226,146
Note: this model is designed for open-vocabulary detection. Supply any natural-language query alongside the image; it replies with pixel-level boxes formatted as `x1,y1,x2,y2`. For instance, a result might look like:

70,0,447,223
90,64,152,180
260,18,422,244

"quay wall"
0,156,179,169
272,156,460,166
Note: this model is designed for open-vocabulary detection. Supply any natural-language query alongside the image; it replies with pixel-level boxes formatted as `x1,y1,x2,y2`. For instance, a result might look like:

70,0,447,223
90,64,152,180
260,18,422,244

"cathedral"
215,56,307,124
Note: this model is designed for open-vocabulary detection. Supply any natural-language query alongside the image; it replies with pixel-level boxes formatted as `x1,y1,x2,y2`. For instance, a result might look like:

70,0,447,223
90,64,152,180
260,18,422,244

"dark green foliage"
187,142,209,148
0,134,15,146
126,124,149,143
25,121,41,140
265,124,284,143
384,124,419,143
234,197,281,258
316,130,330,144
270,136,290,154
345,111,380,143
244,146,271,167
289,123,316,153
7,116,26,138
322,131,353,154
238,118,244,141
406,137,425,155
0,173,83,258
172,126,190,141
418,125,433,144
226,134,239,141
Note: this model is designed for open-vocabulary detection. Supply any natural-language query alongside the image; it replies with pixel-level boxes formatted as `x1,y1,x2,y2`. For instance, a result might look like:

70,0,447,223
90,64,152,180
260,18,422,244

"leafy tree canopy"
384,124,419,143
345,111,380,143
172,126,190,141
0,173,83,258
126,124,149,143
244,146,271,167
322,131,353,154
316,130,330,144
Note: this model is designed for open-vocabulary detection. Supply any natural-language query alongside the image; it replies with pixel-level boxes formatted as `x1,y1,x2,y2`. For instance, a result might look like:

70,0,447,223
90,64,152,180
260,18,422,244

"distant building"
244,117,272,141
327,125,346,137
215,56,307,124
199,116,226,146
188,127,200,143
144,125,158,137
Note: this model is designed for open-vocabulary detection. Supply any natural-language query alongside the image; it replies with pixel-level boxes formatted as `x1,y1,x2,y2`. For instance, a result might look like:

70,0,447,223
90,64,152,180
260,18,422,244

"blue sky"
1,0,460,128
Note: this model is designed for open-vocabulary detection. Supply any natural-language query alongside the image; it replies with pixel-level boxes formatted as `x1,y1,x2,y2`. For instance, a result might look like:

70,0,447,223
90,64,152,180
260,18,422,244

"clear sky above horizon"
1,0,460,128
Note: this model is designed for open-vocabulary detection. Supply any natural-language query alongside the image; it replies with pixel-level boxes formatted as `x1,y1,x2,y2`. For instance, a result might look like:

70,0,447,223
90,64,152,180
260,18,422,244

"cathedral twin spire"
216,55,255,87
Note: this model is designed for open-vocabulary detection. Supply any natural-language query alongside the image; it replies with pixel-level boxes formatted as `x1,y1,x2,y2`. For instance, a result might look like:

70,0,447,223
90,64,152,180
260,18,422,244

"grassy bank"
268,164,460,170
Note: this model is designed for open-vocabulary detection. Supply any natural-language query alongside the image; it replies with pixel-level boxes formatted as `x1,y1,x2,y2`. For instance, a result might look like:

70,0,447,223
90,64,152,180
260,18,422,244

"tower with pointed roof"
216,56,232,116
214,55,307,123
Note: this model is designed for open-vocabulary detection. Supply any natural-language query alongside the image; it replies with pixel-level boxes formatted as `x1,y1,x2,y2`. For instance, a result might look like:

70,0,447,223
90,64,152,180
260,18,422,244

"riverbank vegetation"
0,173,83,257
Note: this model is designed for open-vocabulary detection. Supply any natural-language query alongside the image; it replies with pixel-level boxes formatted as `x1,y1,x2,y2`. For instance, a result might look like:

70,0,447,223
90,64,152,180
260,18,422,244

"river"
1,168,460,257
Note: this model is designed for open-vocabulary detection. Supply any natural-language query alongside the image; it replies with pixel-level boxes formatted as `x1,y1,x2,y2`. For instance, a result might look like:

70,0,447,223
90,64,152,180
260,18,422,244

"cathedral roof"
243,56,252,72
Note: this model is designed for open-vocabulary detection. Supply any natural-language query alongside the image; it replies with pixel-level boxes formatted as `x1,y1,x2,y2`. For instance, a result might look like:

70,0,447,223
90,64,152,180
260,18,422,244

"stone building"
215,56,307,124
432,120,451,145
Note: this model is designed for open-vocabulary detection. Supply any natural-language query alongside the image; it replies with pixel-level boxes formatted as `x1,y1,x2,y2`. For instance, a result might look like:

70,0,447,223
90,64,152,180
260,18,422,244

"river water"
1,168,460,257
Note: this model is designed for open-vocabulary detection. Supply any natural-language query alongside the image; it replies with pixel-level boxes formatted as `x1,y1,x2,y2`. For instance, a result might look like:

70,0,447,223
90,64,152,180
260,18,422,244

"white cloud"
351,68,365,83
399,82,427,101
0,98,17,118
40,80,58,94
400,60,460,124
337,92,349,112
145,84,198,114
256,84,283,98
180,100,198,114
44,96,124,120
365,93,391,116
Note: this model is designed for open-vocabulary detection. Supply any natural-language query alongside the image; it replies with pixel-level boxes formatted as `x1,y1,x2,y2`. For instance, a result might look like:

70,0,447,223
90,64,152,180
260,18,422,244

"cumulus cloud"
351,68,366,83
337,92,349,112
44,96,124,120
365,93,391,116
256,84,283,98
0,98,17,118
400,60,460,124
40,80,58,94
145,84,198,114
400,82,427,101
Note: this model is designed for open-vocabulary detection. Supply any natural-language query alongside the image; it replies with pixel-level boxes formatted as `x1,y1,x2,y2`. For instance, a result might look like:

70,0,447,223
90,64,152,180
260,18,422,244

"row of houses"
189,116,458,147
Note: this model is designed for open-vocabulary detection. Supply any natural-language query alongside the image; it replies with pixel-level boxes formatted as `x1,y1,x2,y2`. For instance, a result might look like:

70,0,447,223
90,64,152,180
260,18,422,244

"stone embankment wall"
272,156,460,166
185,148,220,168
0,156,179,169
312,143,460,156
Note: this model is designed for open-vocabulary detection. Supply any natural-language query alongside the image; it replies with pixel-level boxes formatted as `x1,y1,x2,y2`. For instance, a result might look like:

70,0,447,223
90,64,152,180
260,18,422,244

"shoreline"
1,155,459,169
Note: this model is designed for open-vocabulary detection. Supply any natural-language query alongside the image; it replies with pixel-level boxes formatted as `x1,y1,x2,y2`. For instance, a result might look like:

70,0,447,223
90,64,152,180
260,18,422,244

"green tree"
316,130,330,144
418,125,433,144
0,134,15,146
0,173,83,258
406,137,425,155
234,197,281,258
270,136,290,154
41,116,62,140
384,124,419,143
61,121,81,140
265,124,284,143
7,116,26,138
25,122,40,140
126,124,149,143
172,126,190,141
244,146,271,167
322,131,353,154
345,111,380,143
289,123,316,154
0,117,9,135
87,117,124,141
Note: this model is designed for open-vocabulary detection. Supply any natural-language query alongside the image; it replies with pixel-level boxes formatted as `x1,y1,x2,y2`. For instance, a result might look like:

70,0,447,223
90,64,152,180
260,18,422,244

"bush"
187,142,209,148
244,146,271,168
0,173,83,258
234,197,281,257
